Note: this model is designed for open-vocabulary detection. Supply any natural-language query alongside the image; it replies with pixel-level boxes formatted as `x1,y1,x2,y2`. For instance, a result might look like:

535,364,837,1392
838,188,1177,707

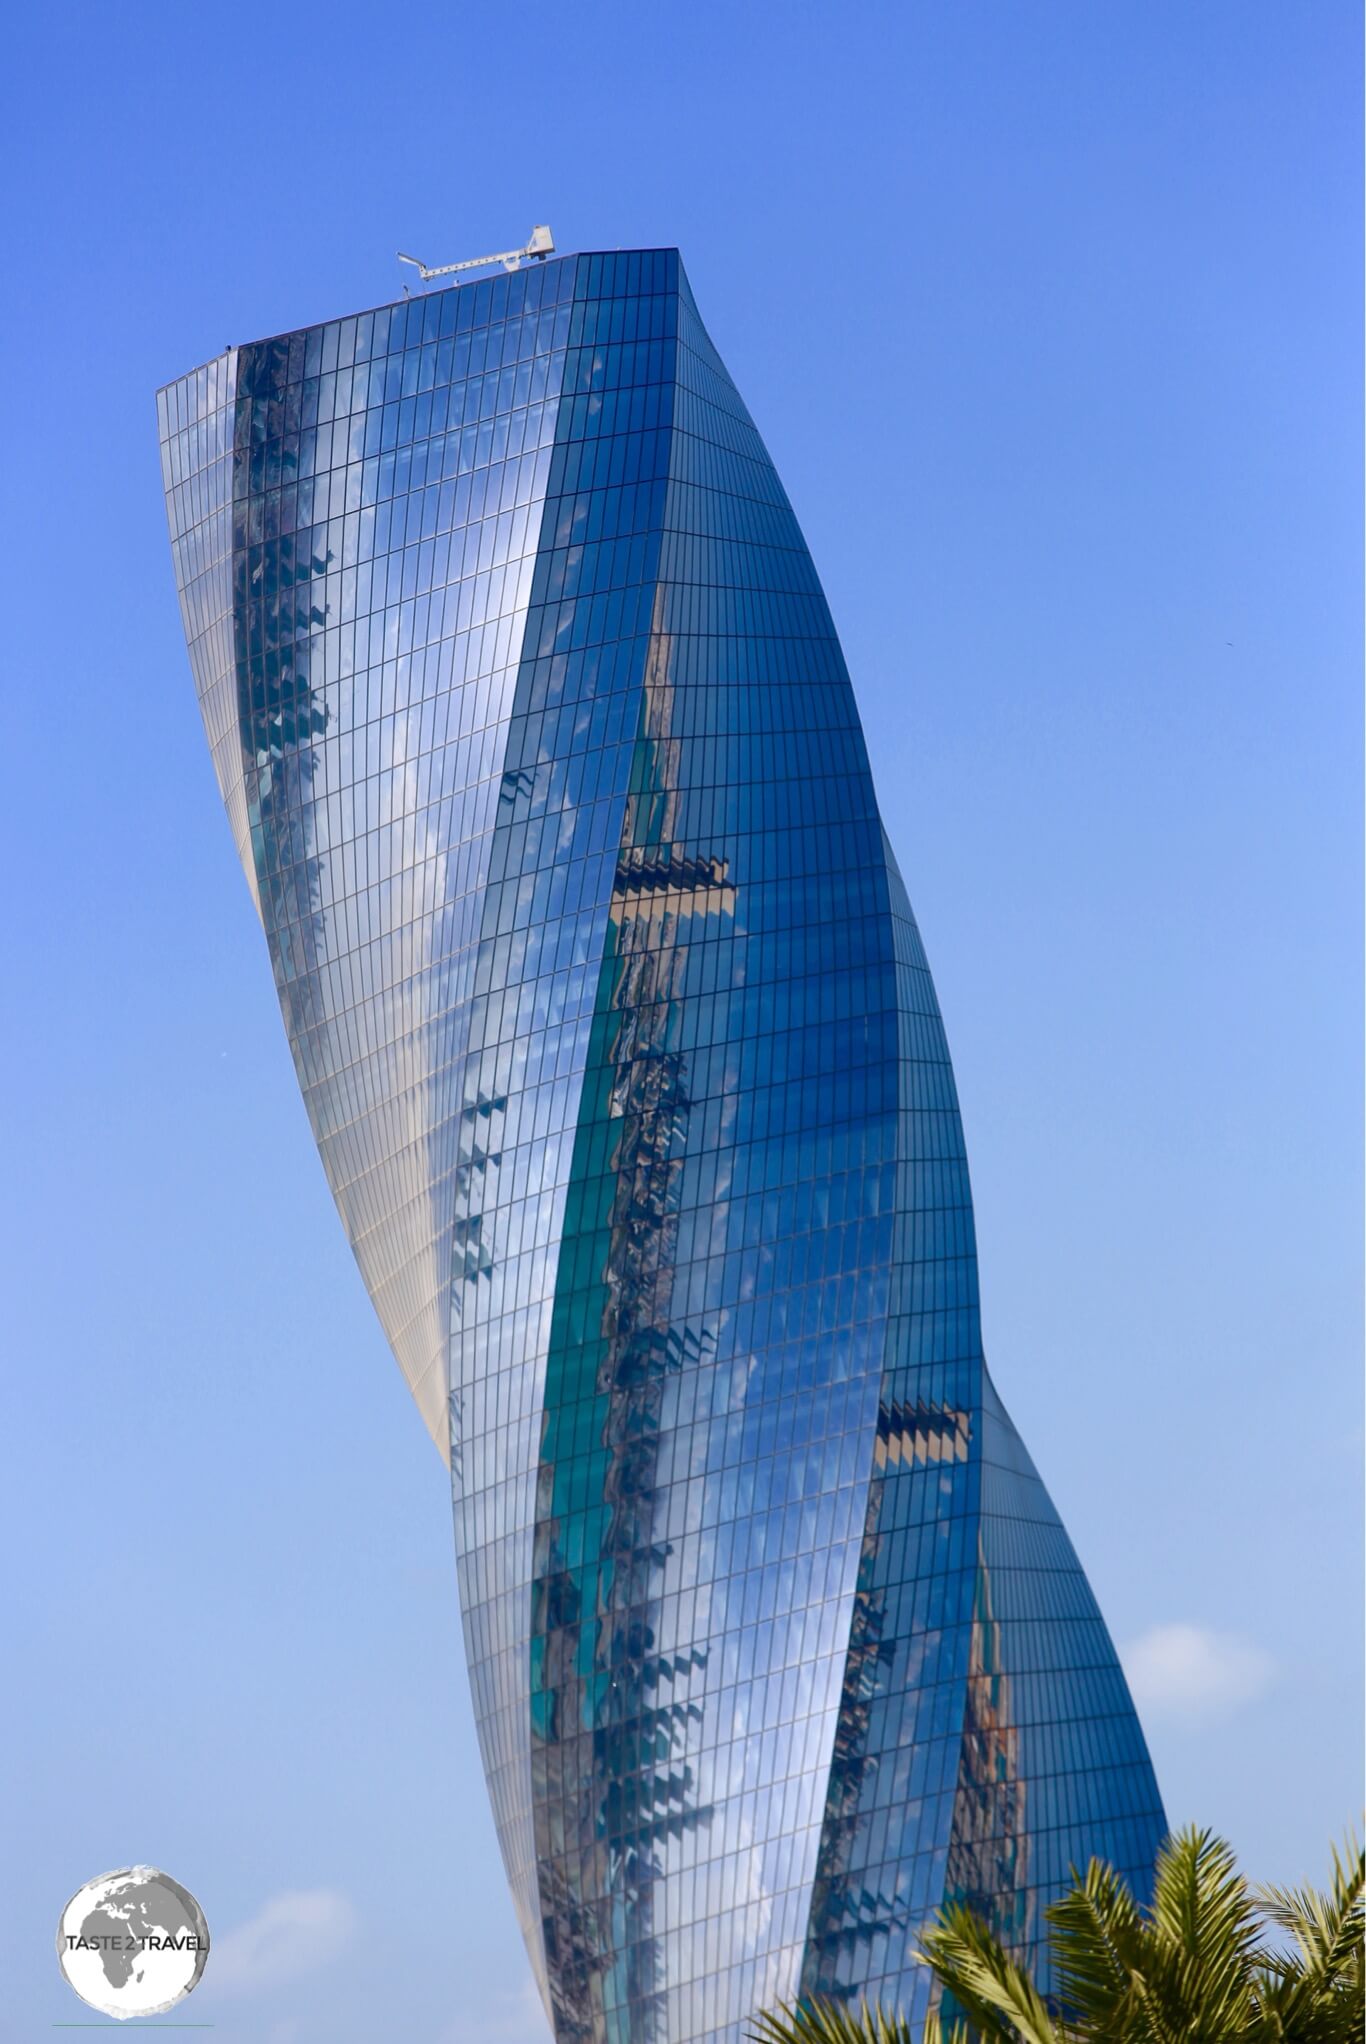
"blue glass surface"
160,247,1166,2043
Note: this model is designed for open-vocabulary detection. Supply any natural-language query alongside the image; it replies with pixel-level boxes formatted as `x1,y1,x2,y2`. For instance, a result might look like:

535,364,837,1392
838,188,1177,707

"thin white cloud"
210,1888,357,1994
1122,1622,1275,1719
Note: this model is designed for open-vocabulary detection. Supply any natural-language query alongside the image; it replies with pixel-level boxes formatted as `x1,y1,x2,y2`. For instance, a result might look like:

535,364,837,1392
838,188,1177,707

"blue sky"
2,2,1360,2038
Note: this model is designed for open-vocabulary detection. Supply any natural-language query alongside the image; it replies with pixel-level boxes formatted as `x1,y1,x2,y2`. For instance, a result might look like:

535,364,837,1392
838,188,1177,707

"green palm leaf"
753,1825,1363,2044
1254,1832,1364,2041
1045,1855,1149,2035
748,1999,917,2043
1139,1825,1260,2037
917,1903,1062,2043
1256,1832,1364,1982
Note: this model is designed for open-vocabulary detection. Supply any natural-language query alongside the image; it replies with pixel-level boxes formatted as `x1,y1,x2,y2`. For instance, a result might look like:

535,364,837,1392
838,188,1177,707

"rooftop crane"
397,225,554,284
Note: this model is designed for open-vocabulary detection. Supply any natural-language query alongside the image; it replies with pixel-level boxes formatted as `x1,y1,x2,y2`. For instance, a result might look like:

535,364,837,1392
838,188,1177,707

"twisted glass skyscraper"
160,245,1165,2042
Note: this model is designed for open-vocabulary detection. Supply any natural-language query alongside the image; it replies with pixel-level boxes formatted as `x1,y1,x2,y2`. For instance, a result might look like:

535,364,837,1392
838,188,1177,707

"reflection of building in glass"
160,247,1165,2042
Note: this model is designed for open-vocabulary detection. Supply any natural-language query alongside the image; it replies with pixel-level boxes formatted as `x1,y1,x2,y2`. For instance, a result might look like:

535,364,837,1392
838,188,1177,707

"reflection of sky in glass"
162,247,1166,2044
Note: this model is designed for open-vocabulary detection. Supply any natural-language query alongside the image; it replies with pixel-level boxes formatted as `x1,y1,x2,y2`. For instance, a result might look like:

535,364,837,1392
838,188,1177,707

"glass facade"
160,247,1165,2043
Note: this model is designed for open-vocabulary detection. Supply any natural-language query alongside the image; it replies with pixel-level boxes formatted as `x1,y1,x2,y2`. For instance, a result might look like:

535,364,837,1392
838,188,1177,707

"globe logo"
57,1866,209,2019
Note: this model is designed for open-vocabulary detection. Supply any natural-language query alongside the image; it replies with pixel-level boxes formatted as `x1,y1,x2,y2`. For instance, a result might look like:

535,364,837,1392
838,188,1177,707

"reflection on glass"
162,247,1166,2044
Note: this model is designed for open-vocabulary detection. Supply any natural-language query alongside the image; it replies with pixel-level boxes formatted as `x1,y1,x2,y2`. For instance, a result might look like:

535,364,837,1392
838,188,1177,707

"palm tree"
749,1826,1364,2043
750,2003,914,2043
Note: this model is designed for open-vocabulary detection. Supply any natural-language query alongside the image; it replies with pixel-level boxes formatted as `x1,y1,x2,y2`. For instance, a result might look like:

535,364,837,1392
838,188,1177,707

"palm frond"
1148,1827,1260,1965
1045,1856,1147,2032
1140,1827,1260,2036
1255,1832,1364,1982
755,1828,1363,2044
918,1903,1063,2044
748,1997,914,2044
1253,1832,1364,2040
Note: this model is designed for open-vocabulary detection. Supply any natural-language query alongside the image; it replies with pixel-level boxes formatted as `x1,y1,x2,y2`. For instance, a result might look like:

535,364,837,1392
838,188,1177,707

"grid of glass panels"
798,847,1165,2029
162,247,1165,2044
448,251,681,1974
161,261,578,1471
520,263,901,2044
